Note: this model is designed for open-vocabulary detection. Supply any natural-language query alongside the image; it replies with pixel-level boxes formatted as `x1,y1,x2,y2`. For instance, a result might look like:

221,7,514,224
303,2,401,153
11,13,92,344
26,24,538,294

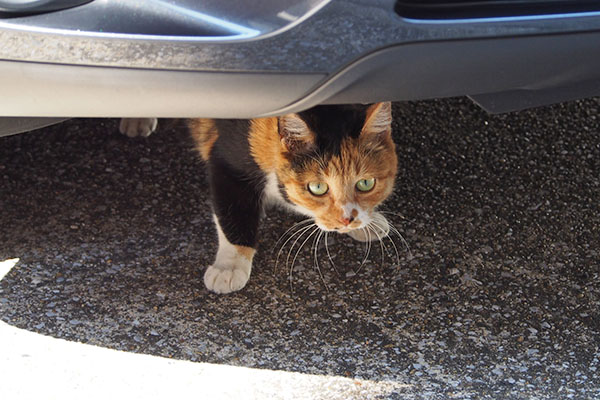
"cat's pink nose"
339,216,354,226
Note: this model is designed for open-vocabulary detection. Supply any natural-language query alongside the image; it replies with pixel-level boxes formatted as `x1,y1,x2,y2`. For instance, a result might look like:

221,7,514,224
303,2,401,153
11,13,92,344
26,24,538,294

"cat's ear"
278,114,316,153
361,102,392,138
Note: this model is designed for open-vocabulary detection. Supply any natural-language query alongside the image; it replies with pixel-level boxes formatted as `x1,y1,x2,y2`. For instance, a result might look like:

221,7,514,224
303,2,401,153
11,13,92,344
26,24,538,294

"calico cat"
189,102,398,294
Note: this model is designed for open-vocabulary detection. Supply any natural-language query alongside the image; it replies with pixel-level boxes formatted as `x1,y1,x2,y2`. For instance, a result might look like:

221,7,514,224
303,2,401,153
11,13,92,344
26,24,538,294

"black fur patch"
296,105,368,155
287,105,369,172
209,119,264,247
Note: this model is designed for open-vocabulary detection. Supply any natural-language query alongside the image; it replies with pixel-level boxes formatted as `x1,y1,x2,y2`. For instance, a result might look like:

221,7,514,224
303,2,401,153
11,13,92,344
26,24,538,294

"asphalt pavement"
0,98,599,399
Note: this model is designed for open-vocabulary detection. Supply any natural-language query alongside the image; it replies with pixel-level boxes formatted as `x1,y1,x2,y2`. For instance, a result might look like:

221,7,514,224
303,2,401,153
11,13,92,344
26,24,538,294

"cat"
189,102,398,294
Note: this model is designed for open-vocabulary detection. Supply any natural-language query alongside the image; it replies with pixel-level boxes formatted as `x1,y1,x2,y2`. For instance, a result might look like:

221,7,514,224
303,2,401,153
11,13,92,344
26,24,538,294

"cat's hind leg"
119,118,158,137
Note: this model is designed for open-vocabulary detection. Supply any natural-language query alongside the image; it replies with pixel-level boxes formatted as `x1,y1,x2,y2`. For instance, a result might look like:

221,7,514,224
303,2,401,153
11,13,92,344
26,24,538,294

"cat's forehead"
295,145,366,179
296,105,370,153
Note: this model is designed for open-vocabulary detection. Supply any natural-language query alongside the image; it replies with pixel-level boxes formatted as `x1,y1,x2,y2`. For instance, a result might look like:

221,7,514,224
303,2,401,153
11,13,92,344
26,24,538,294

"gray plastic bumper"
0,0,599,118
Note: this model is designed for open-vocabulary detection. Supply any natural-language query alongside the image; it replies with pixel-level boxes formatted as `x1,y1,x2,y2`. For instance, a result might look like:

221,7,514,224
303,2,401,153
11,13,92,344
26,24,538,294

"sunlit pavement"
0,262,402,400
0,319,406,399
1,99,599,399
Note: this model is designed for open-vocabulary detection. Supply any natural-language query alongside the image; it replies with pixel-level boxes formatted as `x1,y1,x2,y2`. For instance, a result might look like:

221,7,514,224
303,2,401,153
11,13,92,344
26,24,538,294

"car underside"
1,0,600,135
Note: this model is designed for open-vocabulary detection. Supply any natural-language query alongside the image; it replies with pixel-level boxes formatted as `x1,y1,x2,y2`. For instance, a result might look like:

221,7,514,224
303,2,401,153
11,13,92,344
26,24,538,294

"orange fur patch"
188,119,219,161
235,245,256,261
248,117,287,172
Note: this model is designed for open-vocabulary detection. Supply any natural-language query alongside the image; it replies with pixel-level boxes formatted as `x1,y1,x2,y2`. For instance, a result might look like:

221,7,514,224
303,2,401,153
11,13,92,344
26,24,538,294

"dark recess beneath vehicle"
395,0,600,19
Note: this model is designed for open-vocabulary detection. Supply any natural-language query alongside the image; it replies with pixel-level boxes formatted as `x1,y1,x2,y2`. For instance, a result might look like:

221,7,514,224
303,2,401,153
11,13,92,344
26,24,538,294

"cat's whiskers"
276,222,315,273
311,230,329,291
368,223,386,267
379,209,417,253
324,231,339,275
273,219,314,273
370,219,401,267
273,218,314,253
372,211,413,259
379,210,411,221
288,225,320,291
355,227,373,274
279,223,315,265
387,220,412,258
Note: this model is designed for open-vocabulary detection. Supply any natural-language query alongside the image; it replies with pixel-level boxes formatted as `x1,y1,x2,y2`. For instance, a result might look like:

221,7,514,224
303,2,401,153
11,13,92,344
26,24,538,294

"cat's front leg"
204,215,256,294
204,161,262,294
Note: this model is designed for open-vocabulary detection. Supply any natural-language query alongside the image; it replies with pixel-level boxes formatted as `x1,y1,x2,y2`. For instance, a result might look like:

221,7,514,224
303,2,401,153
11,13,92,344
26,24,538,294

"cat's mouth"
315,211,390,239
315,219,366,233
337,225,360,233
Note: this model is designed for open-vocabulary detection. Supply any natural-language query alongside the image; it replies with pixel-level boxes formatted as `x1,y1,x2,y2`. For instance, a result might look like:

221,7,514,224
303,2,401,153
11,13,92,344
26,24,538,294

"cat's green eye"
307,181,329,196
356,178,375,192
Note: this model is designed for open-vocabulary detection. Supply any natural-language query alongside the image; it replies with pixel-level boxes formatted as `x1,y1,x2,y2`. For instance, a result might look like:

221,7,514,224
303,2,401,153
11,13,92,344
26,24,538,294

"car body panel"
0,0,600,121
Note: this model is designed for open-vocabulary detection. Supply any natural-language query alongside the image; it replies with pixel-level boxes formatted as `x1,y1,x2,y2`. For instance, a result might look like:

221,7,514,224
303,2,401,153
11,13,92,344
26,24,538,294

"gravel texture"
1,98,599,399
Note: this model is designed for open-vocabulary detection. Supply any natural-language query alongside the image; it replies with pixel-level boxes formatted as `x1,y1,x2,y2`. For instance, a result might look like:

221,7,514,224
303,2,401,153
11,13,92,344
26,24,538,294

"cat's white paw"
204,263,250,294
348,212,390,242
119,118,158,138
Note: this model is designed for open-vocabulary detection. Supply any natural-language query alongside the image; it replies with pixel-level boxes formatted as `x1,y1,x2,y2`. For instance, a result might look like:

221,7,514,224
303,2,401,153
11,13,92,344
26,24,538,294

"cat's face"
276,103,397,233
